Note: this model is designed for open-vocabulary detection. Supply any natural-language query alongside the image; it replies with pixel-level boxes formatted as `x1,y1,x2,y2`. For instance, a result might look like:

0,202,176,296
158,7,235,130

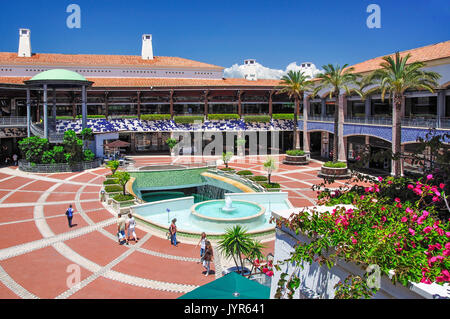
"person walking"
196,232,207,263
126,213,139,242
12,154,18,166
117,214,129,245
65,204,74,228
169,218,178,247
202,241,213,276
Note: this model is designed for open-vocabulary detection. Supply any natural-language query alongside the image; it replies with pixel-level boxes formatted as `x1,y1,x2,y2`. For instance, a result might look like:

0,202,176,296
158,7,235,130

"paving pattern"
0,155,361,299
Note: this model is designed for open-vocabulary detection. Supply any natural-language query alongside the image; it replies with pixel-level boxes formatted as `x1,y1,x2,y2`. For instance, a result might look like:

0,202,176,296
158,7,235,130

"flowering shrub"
274,174,450,292
253,258,274,277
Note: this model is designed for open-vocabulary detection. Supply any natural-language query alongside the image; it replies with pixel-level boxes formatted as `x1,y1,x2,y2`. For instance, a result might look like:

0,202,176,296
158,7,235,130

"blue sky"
0,0,448,70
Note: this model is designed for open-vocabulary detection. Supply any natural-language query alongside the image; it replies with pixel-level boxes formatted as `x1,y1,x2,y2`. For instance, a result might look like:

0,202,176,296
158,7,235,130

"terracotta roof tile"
348,40,450,74
0,52,224,70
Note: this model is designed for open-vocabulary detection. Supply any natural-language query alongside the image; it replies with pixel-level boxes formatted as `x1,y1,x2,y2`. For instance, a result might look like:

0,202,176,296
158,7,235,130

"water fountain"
222,196,236,213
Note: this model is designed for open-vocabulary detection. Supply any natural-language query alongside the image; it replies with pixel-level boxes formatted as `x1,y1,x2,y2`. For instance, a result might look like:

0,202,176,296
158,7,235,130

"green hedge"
286,149,305,156
236,170,254,176
272,113,294,120
208,114,240,121
113,194,135,202
75,115,106,119
56,116,75,120
103,179,119,185
140,114,171,121
220,167,235,172
249,175,268,182
243,115,271,123
261,182,281,189
323,161,347,168
104,185,122,193
173,115,204,124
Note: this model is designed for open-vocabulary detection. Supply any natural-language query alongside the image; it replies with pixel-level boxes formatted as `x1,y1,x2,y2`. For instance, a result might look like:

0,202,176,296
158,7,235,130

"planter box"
270,207,450,299
283,155,309,166
318,166,351,179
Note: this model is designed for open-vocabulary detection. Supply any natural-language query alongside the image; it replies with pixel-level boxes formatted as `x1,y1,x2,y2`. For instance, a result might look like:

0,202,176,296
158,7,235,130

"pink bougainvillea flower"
394,198,401,203
387,180,392,185
355,156,361,161
412,214,418,222
420,277,432,284
407,184,414,190
439,183,445,189
381,216,387,222
401,216,408,223
405,207,413,214
360,195,365,200
432,196,440,202
408,228,415,236
377,176,383,182
426,174,433,180
423,226,432,234
436,228,444,236
351,237,357,245
396,203,402,208
443,249,450,256
446,232,450,238
381,206,386,211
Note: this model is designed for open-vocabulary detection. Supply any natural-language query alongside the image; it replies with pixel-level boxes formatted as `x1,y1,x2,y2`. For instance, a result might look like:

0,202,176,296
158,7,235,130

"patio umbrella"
104,140,131,157
178,272,270,299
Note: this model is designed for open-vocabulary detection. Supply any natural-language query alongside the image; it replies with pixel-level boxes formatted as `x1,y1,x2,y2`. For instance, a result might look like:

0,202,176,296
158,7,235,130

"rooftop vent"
141,34,153,60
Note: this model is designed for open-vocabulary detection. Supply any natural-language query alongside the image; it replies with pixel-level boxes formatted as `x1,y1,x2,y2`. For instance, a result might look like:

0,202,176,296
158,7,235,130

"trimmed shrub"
208,114,240,121
76,115,106,119
261,182,281,189
113,194,135,202
286,149,305,156
237,170,254,176
249,175,268,182
103,179,119,185
272,113,294,120
220,167,235,172
243,115,271,123
173,115,204,124
104,185,122,193
323,161,347,168
140,114,171,121
56,116,75,120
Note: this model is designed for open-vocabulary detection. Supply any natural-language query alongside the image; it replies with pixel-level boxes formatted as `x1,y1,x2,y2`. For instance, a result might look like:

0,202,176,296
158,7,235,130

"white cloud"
224,61,323,80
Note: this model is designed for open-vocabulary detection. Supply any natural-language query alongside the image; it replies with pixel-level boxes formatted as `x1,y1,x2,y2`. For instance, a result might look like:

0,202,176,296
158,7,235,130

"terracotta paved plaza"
0,155,360,299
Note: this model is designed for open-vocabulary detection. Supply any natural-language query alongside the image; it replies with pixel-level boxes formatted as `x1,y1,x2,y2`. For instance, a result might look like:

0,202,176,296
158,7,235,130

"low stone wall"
18,159,102,173
318,166,351,179
282,155,309,165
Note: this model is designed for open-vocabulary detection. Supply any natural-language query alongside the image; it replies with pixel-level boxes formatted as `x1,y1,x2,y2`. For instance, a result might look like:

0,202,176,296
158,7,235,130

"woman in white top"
126,213,139,242
196,232,207,262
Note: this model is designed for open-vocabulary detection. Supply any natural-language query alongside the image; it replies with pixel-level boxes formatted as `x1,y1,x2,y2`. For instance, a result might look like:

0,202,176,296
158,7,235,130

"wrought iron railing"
0,116,27,127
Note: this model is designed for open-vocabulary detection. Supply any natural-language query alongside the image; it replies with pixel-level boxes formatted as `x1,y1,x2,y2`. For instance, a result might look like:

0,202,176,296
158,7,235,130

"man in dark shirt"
66,204,74,228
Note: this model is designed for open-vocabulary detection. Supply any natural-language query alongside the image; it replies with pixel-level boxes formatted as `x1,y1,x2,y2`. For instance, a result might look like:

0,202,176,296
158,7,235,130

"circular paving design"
0,155,362,299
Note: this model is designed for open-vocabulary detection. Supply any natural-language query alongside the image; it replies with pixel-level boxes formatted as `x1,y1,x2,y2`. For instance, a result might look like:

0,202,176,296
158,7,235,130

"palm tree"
369,52,441,176
246,240,266,276
277,70,314,150
313,64,357,163
218,225,254,275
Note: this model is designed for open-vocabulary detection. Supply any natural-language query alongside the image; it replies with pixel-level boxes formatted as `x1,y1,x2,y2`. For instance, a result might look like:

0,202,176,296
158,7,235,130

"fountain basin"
191,199,266,223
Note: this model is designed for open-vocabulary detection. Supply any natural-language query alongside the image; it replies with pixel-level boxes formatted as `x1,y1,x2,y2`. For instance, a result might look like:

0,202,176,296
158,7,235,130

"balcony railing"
0,116,27,127
30,122,65,143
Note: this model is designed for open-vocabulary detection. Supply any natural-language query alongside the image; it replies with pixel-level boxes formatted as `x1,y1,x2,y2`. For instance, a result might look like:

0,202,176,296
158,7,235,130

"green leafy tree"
369,52,441,176
115,171,131,195
80,127,93,150
63,130,83,163
107,160,120,175
18,136,49,164
222,151,233,168
263,157,277,184
218,225,254,275
313,64,357,163
165,138,178,151
277,71,314,150
83,149,95,162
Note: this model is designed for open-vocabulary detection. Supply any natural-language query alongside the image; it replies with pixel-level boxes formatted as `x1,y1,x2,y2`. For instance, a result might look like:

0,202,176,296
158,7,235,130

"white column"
43,84,48,139
82,85,87,130
26,88,31,138
303,95,310,155
338,95,346,162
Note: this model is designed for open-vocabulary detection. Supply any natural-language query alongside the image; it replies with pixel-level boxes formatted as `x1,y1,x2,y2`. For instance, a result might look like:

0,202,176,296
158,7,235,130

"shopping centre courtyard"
0,155,361,299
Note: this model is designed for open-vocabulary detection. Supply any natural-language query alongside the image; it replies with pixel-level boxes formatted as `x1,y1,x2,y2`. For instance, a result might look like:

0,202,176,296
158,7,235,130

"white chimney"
141,34,153,60
18,28,32,58
243,59,257,81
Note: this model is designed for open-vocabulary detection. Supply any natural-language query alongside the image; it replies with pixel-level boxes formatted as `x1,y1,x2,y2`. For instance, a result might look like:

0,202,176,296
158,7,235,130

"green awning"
179,272,270,299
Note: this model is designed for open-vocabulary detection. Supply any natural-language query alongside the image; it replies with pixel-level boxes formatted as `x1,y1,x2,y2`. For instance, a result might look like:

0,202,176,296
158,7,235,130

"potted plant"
283,149,309,165
319,161,350,179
